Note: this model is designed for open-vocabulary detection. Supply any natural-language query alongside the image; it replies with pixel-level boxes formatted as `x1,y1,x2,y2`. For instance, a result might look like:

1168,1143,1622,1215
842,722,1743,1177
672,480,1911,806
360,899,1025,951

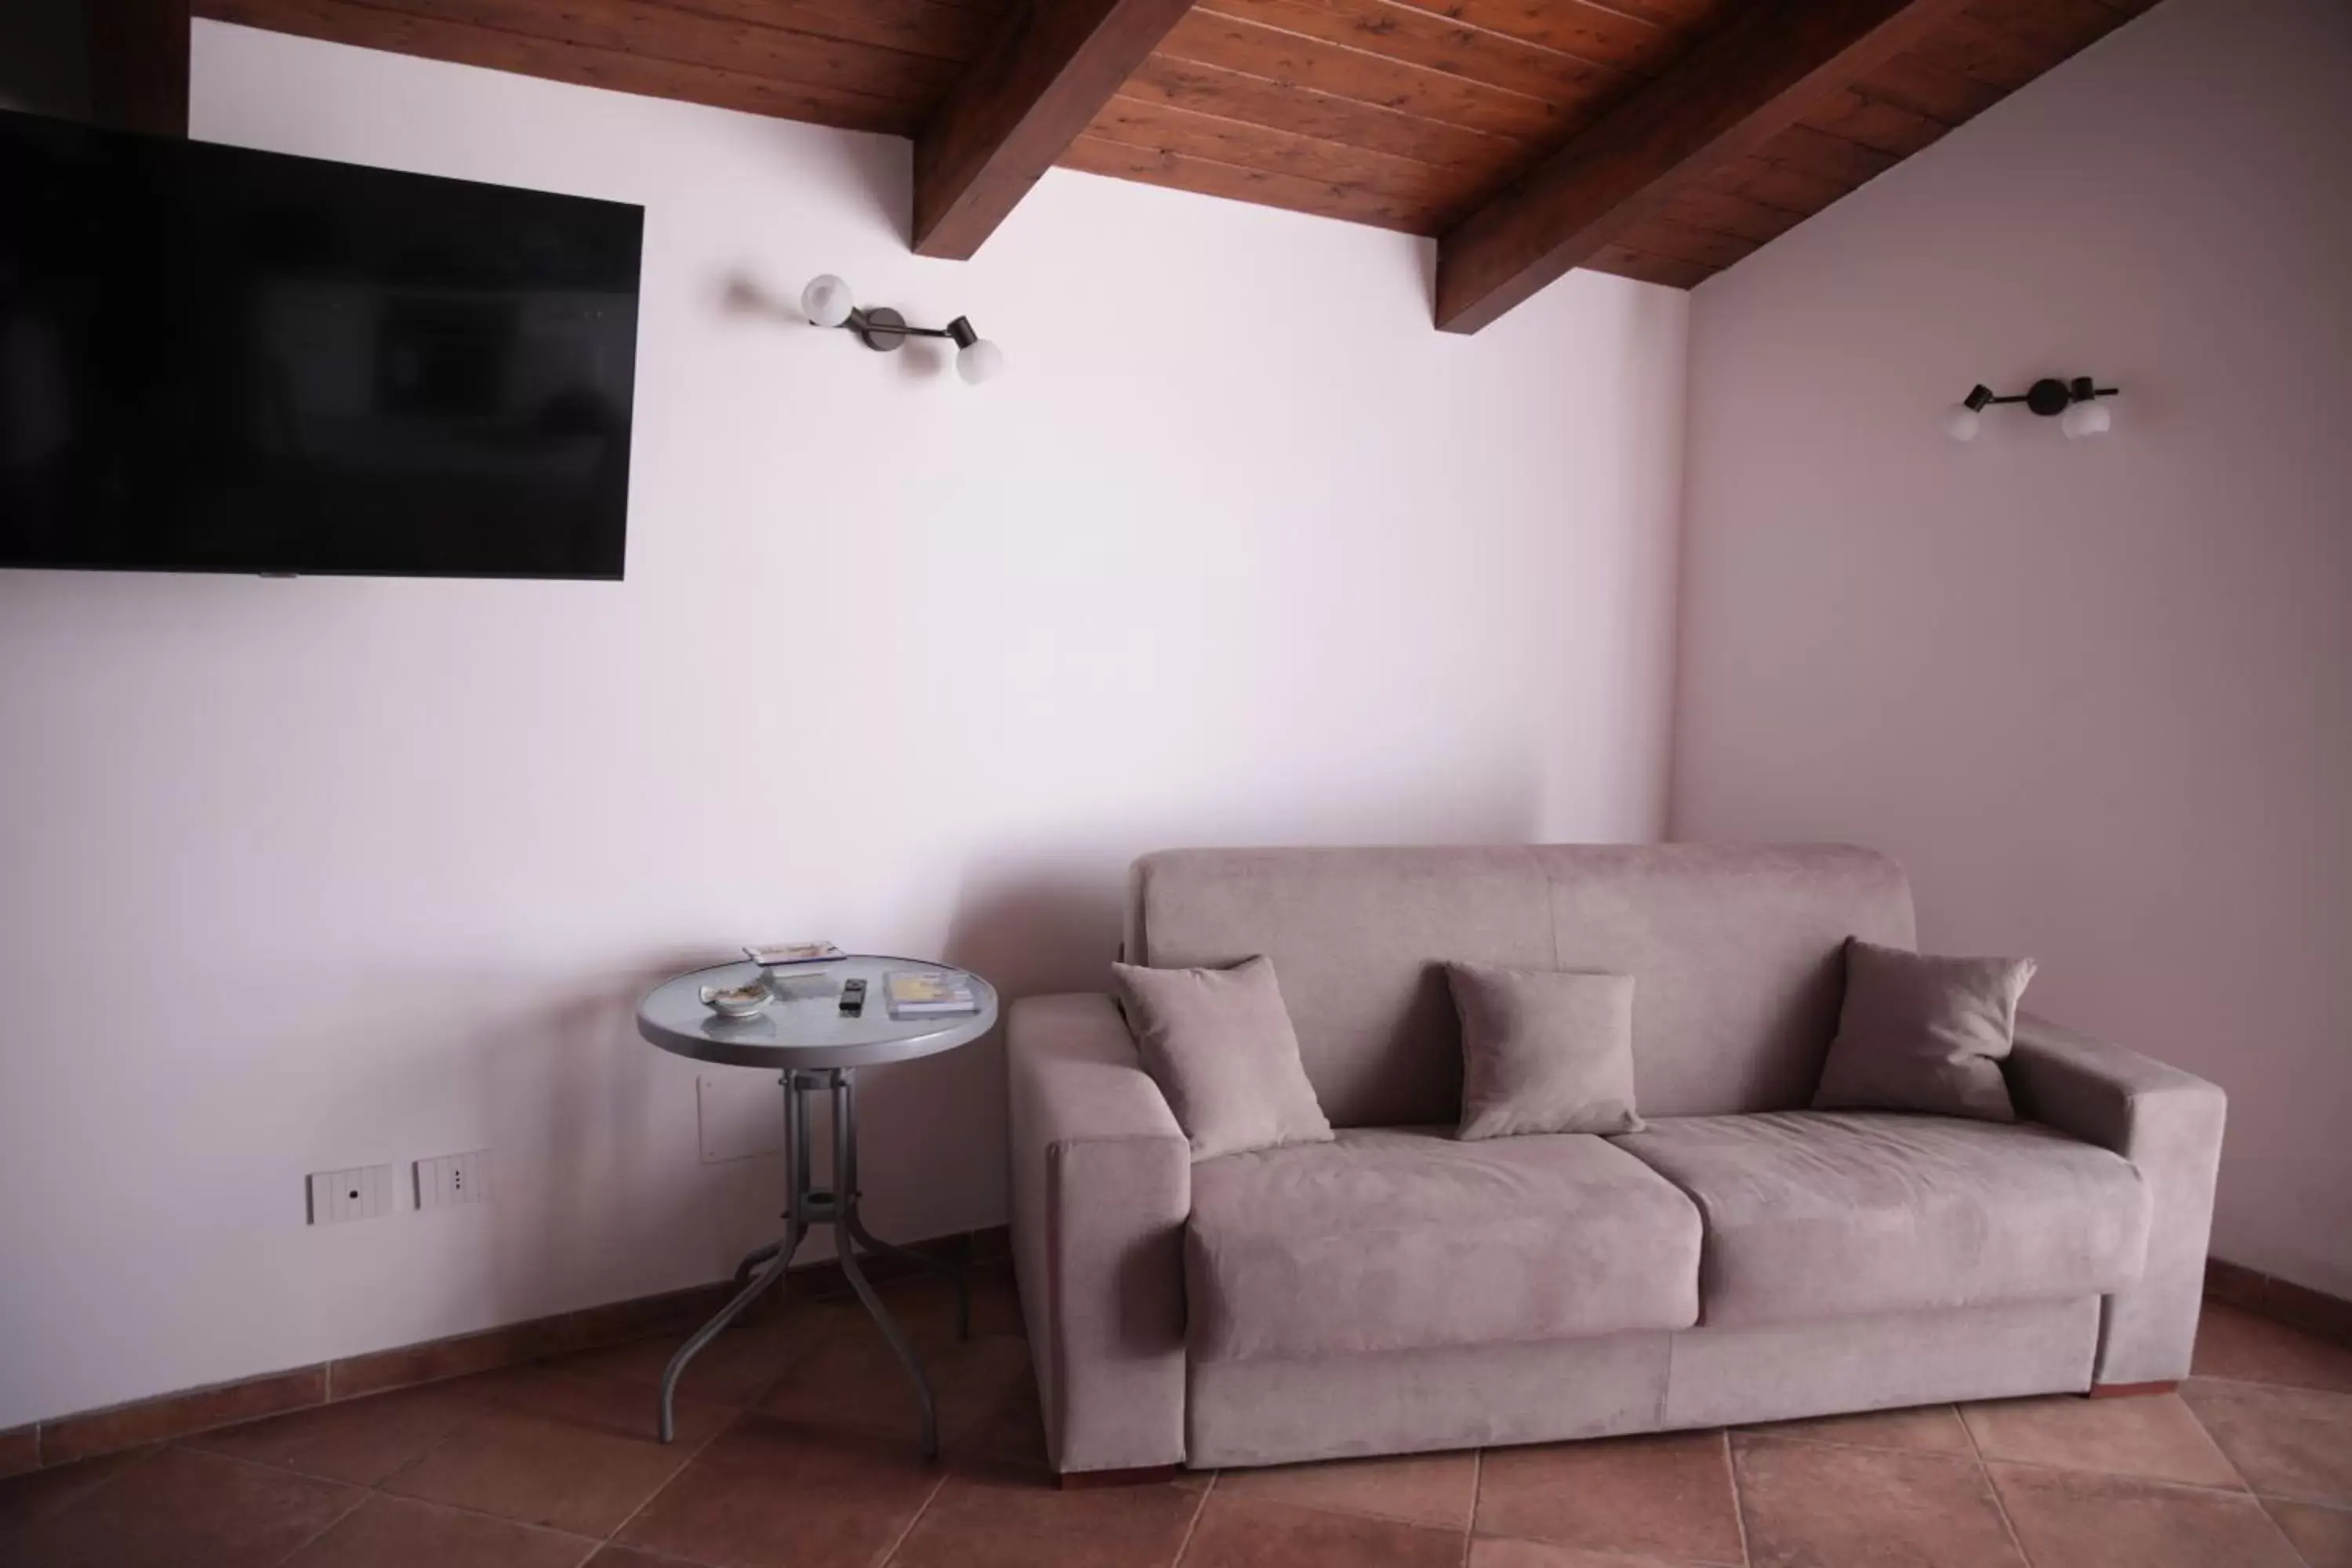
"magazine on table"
886,971,979,1018
743,941,847,967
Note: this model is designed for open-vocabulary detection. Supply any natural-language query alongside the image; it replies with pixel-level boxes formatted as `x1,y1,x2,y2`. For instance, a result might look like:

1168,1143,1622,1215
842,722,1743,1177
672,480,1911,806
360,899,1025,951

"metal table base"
657,1065,967,1454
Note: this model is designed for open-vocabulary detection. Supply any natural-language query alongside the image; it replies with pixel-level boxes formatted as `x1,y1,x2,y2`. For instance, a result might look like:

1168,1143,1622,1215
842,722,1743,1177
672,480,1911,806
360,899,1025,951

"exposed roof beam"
90,0,191,136
913,0,1194,260
1434,0,1970,333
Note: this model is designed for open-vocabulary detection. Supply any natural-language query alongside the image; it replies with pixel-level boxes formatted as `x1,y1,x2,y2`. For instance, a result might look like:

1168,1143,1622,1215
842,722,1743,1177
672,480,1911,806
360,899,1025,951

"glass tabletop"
636,954,1000,1070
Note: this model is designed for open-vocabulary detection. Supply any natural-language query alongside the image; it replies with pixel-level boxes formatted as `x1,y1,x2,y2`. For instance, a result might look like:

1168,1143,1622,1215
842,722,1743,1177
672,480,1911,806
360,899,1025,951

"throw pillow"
1813,937,2037,1122
1446,962,1643,1140
1112,954,1334,1160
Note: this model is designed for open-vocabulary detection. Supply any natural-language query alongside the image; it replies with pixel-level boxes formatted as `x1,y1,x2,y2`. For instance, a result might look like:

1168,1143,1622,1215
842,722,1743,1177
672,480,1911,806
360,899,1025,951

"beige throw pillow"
1112,955,1334,1161
1446,963,1643,1141
1813,937,2037,1122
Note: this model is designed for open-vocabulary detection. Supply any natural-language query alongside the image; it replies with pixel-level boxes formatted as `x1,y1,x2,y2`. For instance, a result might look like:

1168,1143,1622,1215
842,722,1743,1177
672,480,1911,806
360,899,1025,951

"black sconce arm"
1963,377,2119,416
798,274,1005,385
838,309,982,350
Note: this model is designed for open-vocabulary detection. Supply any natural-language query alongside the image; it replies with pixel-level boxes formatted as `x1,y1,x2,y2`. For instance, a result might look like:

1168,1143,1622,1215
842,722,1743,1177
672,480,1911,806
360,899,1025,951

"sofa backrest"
1125,844,1916,1127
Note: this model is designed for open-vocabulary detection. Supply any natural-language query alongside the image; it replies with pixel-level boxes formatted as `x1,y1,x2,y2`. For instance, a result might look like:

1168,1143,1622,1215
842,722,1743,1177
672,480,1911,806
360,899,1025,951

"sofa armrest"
1007,993,1190,1474
2007,1009,2227,1385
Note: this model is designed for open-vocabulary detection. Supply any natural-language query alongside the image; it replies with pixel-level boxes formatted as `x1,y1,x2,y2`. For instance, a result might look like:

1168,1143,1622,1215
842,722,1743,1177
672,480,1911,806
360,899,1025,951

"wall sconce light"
1946,377,2118,441
800,274,1004,386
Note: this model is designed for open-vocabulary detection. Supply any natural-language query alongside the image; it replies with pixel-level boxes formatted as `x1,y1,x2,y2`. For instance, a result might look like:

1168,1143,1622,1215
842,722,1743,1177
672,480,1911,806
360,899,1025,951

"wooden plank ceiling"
187,0,2161,318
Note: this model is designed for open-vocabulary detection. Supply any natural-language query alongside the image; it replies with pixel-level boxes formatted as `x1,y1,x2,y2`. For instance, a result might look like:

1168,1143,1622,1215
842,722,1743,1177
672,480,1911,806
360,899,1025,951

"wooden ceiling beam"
90,0,192,136
913,0,1196,260
1432,0,1971,333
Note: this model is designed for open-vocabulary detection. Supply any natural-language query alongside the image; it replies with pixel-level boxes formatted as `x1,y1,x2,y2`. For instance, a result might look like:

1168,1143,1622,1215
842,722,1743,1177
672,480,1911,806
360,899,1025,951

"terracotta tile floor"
4,1283,2348,1568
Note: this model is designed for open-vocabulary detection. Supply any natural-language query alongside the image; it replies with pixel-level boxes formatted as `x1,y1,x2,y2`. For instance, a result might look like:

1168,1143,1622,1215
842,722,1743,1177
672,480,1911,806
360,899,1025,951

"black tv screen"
0,111,642,579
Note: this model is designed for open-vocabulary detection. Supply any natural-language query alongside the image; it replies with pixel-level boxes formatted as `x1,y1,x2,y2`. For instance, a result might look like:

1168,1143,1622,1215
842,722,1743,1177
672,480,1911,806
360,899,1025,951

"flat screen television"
0,111,642,579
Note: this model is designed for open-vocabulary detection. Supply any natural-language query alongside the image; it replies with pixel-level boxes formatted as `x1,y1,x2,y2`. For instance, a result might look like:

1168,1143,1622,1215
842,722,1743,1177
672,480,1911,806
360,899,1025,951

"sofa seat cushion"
1186,1127,1702,1363
1611,1112,2151,1329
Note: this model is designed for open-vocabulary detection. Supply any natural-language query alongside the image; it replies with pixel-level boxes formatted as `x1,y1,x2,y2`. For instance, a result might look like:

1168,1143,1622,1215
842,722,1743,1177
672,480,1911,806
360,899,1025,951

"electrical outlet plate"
415,1150,492,1210
699,1073,783,1163
308,1164,396,1225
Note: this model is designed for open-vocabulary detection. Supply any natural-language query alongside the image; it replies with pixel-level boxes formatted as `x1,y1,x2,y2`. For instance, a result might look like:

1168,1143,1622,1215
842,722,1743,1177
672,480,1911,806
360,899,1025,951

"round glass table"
637,954,1000,1456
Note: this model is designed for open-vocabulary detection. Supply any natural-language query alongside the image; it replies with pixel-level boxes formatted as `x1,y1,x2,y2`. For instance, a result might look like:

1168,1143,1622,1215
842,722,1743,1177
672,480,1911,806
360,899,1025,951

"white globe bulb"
956,338,1005,386
1944,404,1983,442
800,274,854,328
2061,398,2111,440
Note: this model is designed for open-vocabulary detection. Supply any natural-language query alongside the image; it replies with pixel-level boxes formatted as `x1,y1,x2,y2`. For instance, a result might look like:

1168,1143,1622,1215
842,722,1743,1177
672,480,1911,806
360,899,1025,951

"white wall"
0,21,1687,1426
1672,0,2351,1295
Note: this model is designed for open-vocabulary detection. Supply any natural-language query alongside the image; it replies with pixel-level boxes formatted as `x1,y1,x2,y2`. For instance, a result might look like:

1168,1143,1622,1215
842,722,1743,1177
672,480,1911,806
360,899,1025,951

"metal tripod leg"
830,1071,942,1457
730,1238,782,1290
658,1069,808,1443
659,1214,804,1443
837,1073,969,1341
655,1064,949,1457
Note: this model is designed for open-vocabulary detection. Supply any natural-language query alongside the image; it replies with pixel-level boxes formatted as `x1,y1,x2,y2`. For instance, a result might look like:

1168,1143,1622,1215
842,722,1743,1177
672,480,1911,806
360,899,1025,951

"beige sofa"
1005,845,2226,1478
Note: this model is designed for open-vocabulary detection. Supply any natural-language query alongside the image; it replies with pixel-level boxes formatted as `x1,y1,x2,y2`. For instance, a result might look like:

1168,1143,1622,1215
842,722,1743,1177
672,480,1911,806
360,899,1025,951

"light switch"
307,1164,394,1224
415,1150,492,1210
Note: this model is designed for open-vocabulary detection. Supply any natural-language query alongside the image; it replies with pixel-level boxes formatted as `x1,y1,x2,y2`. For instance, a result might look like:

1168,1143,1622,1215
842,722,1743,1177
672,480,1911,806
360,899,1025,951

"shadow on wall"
942,862,1131,996
410,858,1107,1303
405,762,1565,1328
719,273,800,327
448,860,1134,1329
717,270,953,383
833,863,1135,1254
449,949,781,1333
933,754,1567,998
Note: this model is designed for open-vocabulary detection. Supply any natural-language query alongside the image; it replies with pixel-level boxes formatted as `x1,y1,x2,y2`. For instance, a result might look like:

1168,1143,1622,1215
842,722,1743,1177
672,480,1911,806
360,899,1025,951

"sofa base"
1058,1464,1186,1490
2086,1380,2180,1399
1187,1297,2100,1470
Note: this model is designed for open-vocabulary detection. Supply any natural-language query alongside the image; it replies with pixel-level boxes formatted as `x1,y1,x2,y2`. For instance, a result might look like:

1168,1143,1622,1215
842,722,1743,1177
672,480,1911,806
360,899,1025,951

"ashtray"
699,979,771,1019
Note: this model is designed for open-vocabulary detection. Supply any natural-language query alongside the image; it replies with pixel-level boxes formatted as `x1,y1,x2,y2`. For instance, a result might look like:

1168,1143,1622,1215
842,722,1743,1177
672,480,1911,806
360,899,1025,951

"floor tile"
0,1426,36,1479
1215,1449,1477,1530
553,1302,832,1409
1180,1491,1463,1567
1733,1435,2023,1568
483,1365,731,1442
867,1267,1029,1345
17,1295,2347,1568
1744,1403,1974,1455
889,1461,1203,1567
186,1378,488,1485
2181,1380,2352,1503
757,1313,1031,1453
4,1445,362,1568
2194,1303,2352,1393
0,1446,156,1541
282,1494,599,1568
39,1366,328,1465
1470,1538,1718,1567
585,1548,707,1568
964,1367,1051,1473
1988,1461,2303,1568
1475,1431,1743,1565
1960,1392,2243,1487
381,1370,732,1537
616,1415,942,1567
2264,1498,2352,1567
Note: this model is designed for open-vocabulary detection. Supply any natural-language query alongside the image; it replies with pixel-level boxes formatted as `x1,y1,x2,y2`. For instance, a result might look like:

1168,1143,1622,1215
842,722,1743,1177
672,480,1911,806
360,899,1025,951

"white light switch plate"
415,1150,492,1210
308,1164,395,1225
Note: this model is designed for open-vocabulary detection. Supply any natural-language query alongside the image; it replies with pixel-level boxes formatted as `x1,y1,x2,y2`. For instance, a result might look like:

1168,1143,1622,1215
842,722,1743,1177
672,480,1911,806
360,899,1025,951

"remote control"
839,978,867,1017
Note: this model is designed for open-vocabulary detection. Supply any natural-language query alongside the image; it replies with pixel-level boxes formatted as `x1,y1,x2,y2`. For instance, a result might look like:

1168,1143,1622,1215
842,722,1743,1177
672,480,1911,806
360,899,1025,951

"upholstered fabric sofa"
1004,845,2226,1479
